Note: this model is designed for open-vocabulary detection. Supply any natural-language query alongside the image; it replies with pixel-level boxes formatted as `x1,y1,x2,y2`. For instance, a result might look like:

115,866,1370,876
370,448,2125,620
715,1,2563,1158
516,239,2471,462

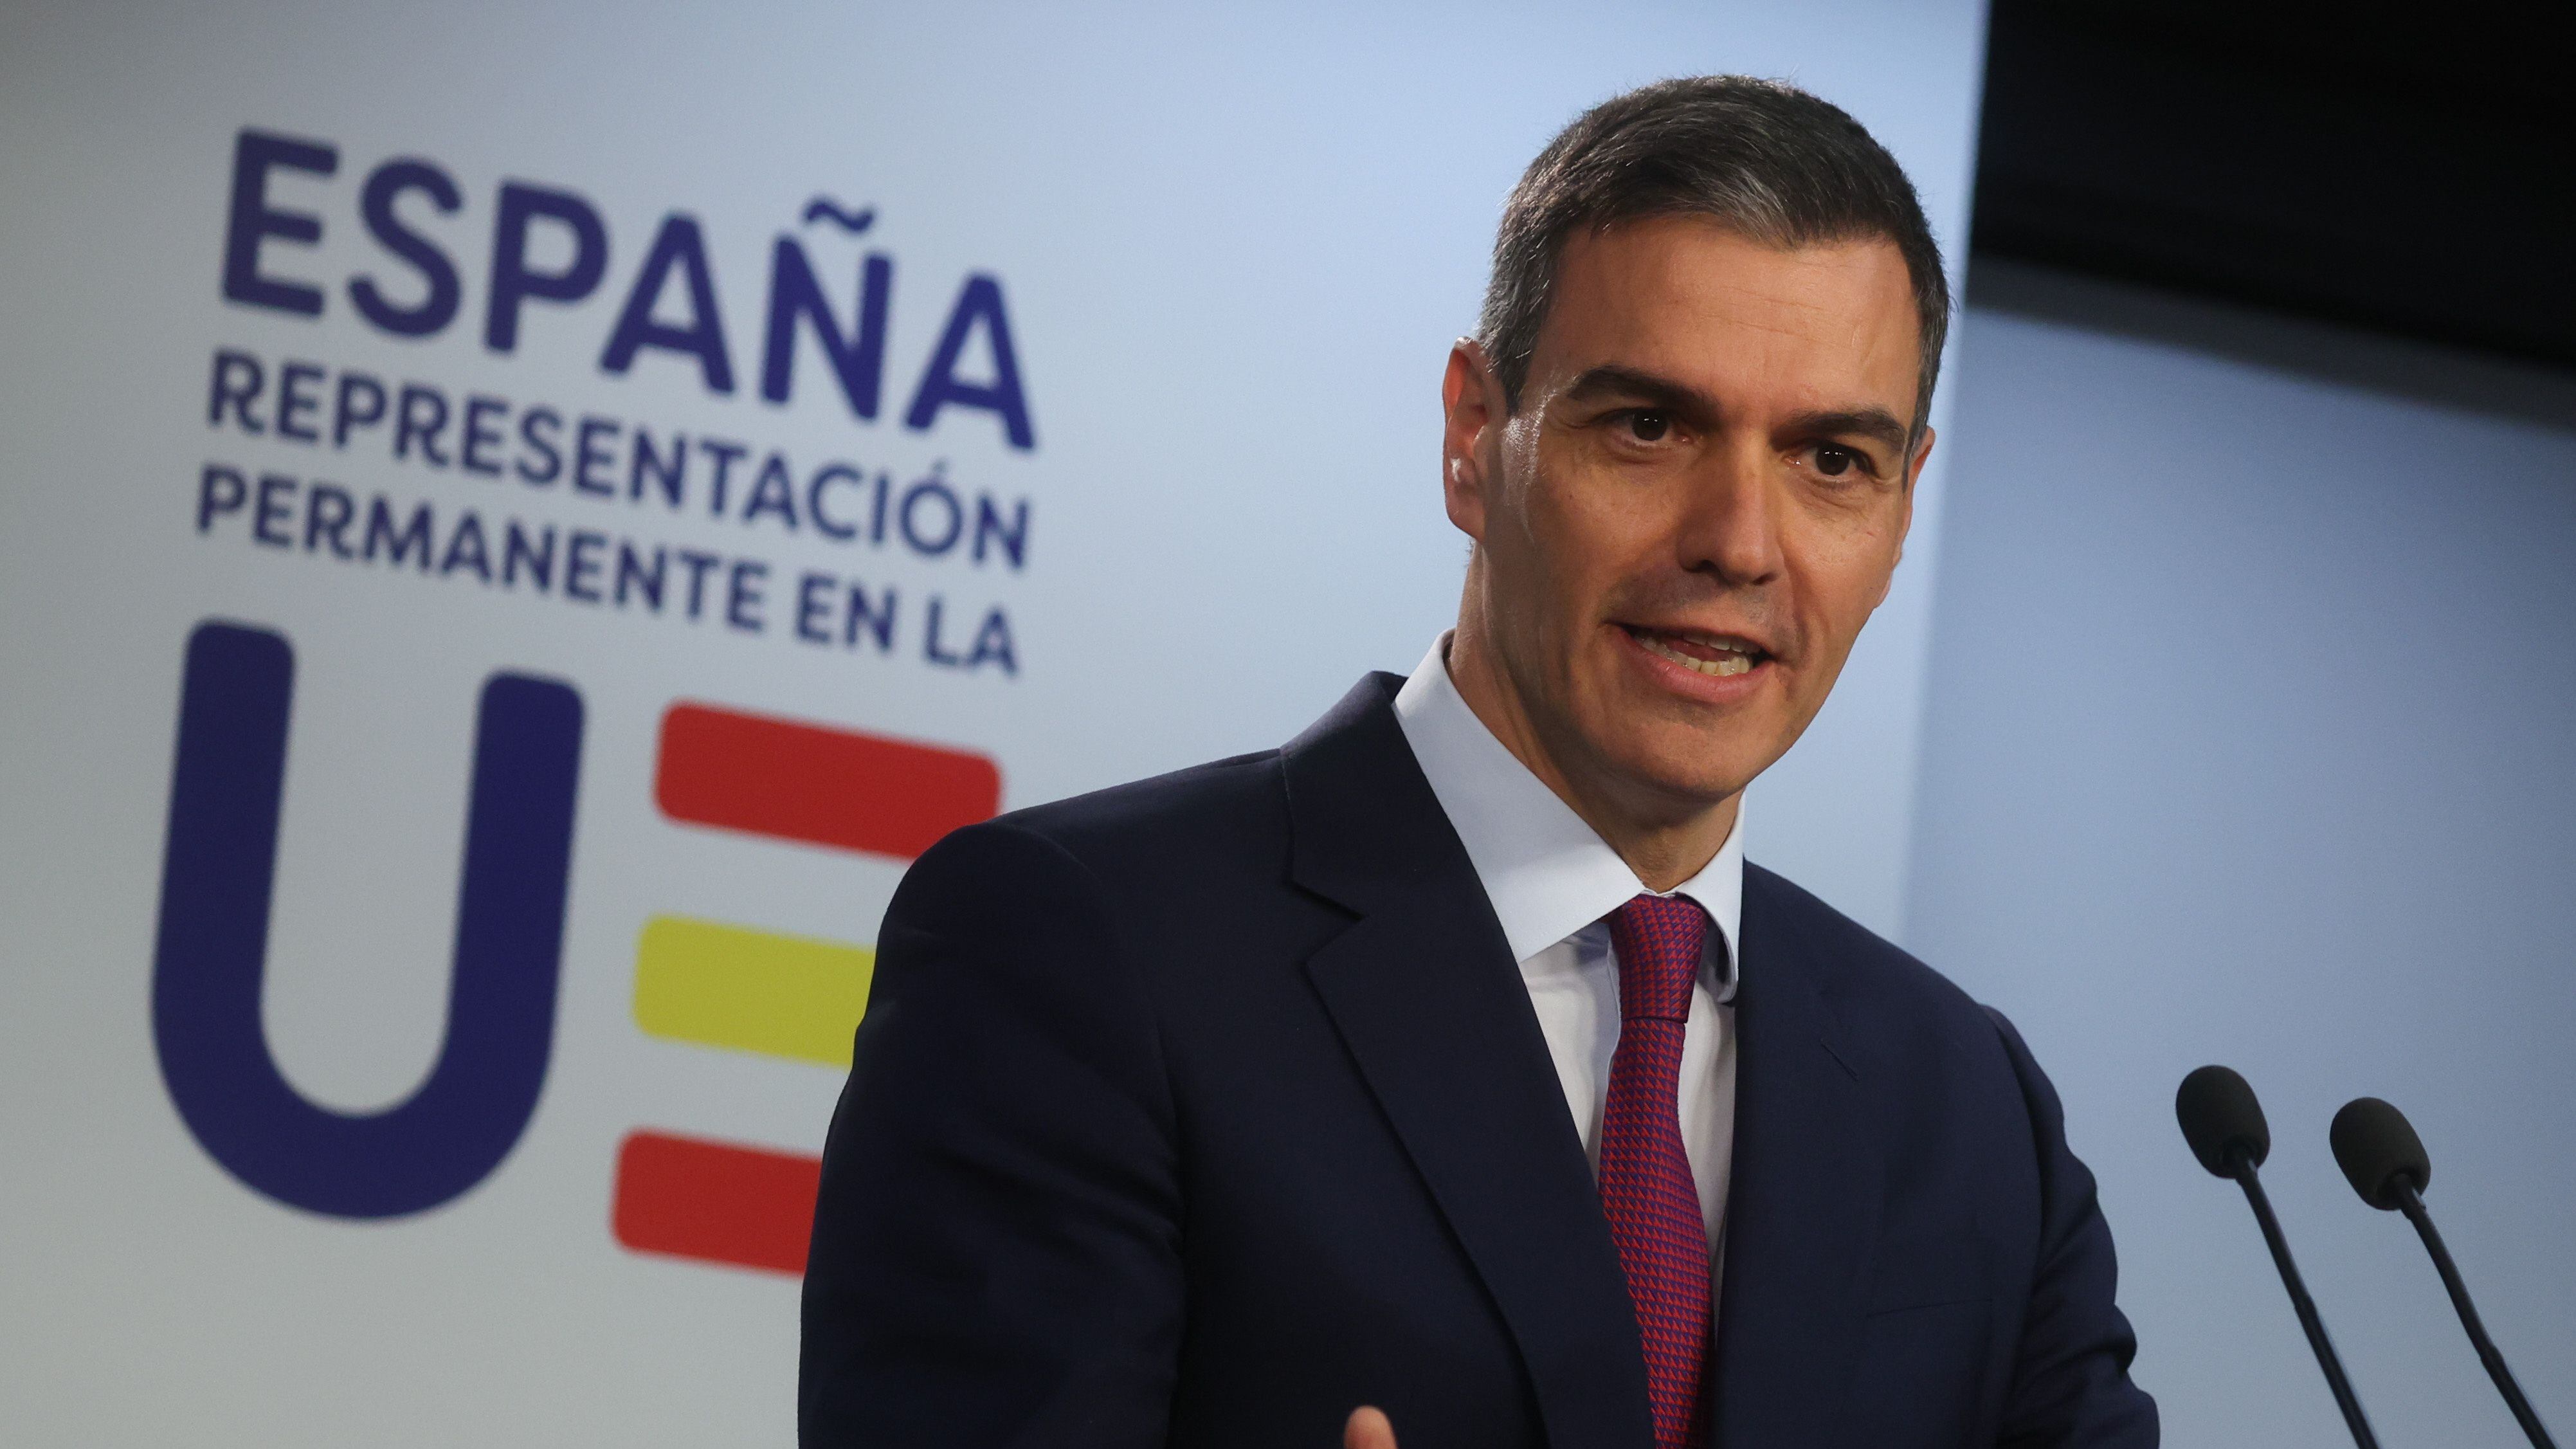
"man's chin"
1586,739,1761,818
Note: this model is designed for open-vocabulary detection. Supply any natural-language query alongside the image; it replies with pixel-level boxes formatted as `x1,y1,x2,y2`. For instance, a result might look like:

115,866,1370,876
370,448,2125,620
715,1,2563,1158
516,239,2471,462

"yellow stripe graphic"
634,915,875,1067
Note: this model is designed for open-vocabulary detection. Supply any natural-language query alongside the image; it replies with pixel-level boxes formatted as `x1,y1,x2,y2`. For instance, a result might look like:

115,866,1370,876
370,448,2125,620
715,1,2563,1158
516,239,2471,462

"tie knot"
1606,893,1707,1023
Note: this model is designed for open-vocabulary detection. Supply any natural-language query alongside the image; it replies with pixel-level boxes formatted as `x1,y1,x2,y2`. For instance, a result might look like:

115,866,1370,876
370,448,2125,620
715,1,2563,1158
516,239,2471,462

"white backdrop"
0,3,1987,1444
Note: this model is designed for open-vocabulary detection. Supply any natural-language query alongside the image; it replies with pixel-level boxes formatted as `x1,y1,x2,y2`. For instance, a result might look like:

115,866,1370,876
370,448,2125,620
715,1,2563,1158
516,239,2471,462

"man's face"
1443,217,1930,819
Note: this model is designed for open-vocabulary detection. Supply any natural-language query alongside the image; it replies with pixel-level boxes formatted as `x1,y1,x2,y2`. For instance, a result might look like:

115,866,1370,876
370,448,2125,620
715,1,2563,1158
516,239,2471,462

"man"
801,77,2156,1449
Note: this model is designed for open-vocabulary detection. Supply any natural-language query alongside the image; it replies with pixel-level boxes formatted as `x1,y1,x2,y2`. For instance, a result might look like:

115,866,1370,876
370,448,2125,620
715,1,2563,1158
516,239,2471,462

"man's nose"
1674,444,1785,587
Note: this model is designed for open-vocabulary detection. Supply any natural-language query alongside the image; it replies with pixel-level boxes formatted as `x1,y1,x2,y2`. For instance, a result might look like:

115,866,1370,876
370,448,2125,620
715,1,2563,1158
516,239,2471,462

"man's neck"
1442,626,1739,893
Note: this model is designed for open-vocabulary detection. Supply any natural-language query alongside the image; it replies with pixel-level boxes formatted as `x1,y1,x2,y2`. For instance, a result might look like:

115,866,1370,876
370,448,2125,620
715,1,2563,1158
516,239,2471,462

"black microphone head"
2177,1064,2271,1177
2330,1097,2431,1210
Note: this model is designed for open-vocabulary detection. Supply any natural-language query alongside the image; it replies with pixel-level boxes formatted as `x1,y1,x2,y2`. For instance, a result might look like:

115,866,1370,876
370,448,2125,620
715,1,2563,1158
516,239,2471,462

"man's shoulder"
948,747,1294,893
1743,861,2005,1052
1009,747,1285,837
933,671,1411,898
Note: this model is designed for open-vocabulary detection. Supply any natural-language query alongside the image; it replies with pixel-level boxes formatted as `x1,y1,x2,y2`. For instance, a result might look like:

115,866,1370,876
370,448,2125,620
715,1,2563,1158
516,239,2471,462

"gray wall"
1908,265,2576,1446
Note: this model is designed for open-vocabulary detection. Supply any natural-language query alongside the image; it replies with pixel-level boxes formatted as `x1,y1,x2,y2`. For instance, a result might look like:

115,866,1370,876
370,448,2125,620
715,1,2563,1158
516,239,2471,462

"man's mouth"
1622,625,1769,678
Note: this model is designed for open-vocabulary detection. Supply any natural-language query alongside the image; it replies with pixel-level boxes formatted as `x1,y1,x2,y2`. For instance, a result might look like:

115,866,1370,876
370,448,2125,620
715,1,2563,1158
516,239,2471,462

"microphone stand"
2390,1180,2559,1449
2230,1147,2382,1449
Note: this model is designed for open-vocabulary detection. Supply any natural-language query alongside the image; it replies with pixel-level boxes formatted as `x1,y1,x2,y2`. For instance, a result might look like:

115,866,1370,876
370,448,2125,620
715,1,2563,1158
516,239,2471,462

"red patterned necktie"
1601,894,1713,1449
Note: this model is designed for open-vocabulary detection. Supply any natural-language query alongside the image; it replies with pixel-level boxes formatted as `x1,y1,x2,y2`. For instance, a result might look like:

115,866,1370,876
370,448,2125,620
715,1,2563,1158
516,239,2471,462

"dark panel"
1974,0,2576,372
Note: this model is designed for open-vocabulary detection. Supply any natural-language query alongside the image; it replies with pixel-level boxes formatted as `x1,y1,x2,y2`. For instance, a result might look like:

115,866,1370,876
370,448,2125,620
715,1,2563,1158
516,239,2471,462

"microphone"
2175,1065,2382,1449
2331,1096,2560,1449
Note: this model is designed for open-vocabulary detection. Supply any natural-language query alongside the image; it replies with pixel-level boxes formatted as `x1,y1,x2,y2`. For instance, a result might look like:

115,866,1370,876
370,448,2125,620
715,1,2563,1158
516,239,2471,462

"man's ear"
1874,424,1935,607
1903,424,1936,498
1442,340,1503,543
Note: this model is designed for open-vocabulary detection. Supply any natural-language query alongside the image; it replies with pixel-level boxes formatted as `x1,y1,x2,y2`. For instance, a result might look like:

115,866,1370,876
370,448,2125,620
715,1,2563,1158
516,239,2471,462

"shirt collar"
1392,634,1743,997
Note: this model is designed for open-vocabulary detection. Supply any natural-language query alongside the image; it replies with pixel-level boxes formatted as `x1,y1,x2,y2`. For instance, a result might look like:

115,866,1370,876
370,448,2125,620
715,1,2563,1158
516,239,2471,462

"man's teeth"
1637,632,1755,677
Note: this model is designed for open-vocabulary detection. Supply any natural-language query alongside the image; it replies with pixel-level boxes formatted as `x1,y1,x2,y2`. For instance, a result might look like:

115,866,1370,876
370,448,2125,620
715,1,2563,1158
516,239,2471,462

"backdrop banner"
0,3,1985,1442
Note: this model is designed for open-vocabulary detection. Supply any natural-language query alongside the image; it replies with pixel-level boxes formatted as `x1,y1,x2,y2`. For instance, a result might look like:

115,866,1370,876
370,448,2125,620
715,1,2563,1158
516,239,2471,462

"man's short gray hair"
1477,76,1950,439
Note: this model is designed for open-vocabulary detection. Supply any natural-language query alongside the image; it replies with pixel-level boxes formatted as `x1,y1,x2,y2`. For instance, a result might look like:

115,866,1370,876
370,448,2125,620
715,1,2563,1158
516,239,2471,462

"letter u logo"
151,621,583,1218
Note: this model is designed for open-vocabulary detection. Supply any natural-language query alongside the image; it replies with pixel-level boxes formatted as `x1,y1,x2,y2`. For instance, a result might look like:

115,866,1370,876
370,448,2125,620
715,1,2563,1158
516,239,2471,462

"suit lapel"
1706,865,1881,1448
1287,677,1654,1449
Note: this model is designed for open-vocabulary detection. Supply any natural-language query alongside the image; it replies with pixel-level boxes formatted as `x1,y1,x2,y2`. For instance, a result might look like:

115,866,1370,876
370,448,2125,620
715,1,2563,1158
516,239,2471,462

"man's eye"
1624,410,1671,443
1813,444,1862,477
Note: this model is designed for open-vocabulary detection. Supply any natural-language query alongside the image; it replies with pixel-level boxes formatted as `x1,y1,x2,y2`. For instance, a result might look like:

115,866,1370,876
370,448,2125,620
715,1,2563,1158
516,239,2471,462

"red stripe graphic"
655,702,1000,859
612,1131,822,1275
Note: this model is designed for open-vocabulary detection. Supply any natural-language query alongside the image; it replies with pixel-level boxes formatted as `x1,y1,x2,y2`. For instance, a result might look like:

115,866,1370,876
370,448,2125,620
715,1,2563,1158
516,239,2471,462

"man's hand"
1343,1406,1397,1449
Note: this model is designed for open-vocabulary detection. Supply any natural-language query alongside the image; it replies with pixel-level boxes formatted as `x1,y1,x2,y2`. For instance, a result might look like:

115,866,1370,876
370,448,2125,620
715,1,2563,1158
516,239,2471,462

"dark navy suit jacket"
801,675,2157,1448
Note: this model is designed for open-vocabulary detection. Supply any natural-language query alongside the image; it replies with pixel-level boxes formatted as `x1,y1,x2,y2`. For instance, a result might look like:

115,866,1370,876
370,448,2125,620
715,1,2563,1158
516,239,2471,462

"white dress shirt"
1392,636,1743,1249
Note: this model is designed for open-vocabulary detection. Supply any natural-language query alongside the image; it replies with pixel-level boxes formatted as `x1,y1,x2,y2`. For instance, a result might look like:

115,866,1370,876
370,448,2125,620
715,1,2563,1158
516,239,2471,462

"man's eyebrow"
1563,369,1911,453
1561,365,1719,424
1784,407,1910,455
